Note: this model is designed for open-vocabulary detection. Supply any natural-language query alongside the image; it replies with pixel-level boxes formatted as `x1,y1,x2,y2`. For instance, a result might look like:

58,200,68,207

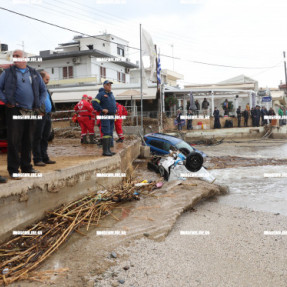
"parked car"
144,133,206,158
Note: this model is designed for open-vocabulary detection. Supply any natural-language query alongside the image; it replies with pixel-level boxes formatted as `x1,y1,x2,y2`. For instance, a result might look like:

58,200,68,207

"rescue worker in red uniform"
115,102,128,143
74,95,95,144
87,96,97,144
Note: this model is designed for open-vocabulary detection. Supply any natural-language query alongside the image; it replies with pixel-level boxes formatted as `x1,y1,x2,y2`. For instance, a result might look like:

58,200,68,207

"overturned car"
145,133,206,181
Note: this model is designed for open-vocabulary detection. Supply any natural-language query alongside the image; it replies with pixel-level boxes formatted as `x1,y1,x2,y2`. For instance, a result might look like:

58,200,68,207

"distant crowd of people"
175,97,285,130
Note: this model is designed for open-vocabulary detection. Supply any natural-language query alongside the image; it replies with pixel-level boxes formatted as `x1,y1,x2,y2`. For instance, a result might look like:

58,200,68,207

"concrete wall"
0,140,141,243
185,127,265,141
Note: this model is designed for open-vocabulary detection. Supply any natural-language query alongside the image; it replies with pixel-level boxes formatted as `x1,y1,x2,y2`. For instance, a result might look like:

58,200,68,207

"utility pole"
283,51,287,94
140,24,143,134
171,44,174,71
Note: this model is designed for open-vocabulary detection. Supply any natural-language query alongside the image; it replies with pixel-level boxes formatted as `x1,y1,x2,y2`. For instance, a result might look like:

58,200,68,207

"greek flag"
157,55,161,84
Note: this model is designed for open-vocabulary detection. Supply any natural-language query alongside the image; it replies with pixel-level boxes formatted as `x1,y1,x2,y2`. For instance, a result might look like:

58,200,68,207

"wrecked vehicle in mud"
144,133,206,181
144,133,206,158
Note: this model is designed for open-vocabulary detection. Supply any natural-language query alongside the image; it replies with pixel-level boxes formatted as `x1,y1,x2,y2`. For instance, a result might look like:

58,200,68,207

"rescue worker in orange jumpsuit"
115,102,128,143
87,96,97,144
74,95,95,144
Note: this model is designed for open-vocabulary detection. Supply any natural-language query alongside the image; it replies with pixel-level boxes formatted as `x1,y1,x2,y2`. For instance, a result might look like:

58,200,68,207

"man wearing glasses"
0,50,47,179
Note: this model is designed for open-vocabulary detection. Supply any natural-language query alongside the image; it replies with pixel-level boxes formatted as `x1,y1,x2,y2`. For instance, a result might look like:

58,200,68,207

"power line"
183,59,281,69
0,6,141,52
0,6,281,70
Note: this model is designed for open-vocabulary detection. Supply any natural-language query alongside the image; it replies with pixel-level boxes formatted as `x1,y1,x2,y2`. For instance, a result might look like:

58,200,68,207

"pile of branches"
0,179,158,285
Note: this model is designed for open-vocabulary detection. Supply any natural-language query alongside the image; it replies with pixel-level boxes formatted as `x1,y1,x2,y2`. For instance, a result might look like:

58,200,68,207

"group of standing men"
74,80,127,156
236,105,276,127
0,50,56,183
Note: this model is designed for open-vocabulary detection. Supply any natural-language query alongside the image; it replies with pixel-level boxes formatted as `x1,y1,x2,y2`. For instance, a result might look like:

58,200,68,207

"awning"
51,87,157,103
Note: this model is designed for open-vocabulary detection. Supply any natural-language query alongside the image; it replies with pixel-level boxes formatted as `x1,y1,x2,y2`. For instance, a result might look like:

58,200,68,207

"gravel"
94,201,287,287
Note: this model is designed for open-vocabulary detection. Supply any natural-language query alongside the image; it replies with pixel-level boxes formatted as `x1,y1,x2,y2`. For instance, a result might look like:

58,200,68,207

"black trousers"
6,107,36,174
244,117,248,127
187,120,193,130
237,116,241,127
32,113,51,163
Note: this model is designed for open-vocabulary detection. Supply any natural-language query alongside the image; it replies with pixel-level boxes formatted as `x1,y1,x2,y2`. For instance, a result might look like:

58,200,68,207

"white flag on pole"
141,28,157,83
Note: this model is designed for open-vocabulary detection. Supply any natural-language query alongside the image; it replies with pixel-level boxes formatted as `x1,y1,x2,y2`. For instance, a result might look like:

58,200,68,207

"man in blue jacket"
92,80,117,156
0,50,47,178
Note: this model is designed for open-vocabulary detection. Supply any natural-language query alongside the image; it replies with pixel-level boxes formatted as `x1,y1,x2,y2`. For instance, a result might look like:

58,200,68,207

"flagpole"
140,24,143,134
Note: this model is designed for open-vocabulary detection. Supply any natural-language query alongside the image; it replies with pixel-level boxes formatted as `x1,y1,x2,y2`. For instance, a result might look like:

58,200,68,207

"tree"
165,95,177,108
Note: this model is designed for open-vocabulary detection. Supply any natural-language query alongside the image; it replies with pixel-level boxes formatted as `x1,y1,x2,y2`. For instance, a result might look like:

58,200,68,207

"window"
150,140,164,150
52,68,54,74
100,66,106,78
162,141,172,152
117,72,126,83
63,66,73,79
117,47,125,57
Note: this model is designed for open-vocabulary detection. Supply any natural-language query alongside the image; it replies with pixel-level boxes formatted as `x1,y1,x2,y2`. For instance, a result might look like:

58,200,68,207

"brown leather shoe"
34,161,46,166
44,160,56,164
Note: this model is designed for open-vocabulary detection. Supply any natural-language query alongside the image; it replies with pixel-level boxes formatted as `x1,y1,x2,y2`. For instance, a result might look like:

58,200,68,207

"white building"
29,34,138,87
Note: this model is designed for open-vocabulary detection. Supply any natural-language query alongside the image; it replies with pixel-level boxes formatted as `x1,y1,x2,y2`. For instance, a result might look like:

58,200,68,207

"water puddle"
210,165,287,216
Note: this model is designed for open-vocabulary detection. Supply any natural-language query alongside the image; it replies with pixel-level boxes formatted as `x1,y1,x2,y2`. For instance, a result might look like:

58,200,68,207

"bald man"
0,50,47,179
32,71,56,166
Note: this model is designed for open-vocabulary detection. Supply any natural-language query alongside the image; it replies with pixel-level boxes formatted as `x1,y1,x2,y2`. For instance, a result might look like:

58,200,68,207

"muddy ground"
1,137,287,286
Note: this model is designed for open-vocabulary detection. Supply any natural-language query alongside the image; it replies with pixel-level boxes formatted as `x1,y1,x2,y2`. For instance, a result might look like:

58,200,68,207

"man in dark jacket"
32,71,56,166
92,80,117,156
213,107,221,129
242,109,249,127
251,107,255,127
236,106,242,127
0,50,47,178
260,106,268,125
255,106,261,127
195,100,200,116
187,109,193,130
201,98,209,116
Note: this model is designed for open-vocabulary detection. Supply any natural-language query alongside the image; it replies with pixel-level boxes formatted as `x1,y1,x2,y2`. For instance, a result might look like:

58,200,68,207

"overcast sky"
1,0,287,87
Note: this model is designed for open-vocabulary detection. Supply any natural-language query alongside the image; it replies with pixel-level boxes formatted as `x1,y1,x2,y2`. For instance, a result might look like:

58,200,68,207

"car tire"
159,165,169,181
185,152,203,172
147,161,160,173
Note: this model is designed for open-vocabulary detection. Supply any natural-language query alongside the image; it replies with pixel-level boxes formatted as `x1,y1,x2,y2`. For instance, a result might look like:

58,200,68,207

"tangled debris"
0,179,159,285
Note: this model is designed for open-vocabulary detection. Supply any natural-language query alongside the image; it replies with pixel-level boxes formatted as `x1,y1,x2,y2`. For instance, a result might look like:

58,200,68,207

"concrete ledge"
271,125,287,139
185,127,265,141
0,139,141,243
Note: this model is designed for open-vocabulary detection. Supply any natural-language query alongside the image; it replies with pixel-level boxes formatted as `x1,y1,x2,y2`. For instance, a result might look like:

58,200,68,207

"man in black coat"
213,107,221,129
242,109,249,127
236,106,242,127
32,71,56,166
187,109,193,130
255,106,261,127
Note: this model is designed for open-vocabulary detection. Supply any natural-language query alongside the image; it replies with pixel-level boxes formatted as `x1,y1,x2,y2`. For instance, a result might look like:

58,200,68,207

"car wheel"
147,161,160,173
159,165,170,181
185,152,203,172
